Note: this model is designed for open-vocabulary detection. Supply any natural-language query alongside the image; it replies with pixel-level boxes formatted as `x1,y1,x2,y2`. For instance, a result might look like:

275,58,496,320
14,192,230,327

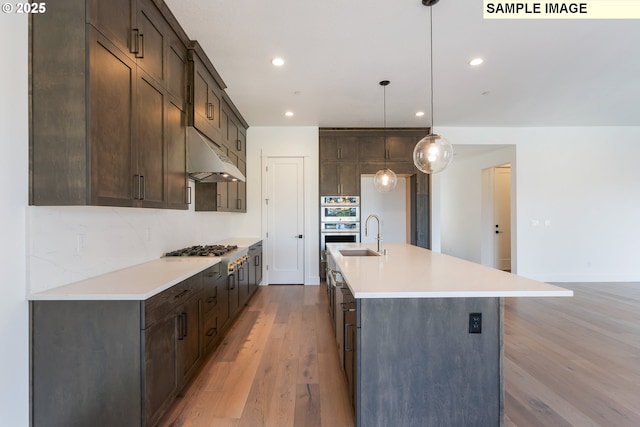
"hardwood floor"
159,282,640,427
504,282,640,427
158,284,355,427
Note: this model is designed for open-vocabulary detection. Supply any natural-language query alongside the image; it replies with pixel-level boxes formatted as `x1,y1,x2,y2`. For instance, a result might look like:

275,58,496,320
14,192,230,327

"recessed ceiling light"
271,57,285,66
415,111,425,117
469,58,484,66
285,111,294,117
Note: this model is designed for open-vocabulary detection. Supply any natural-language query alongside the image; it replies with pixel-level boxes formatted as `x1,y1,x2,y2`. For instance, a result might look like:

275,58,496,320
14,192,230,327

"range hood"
187,127,246,183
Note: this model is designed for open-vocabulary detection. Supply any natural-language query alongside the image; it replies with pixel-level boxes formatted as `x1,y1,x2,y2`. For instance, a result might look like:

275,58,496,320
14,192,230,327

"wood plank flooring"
504,282,640,427
159,282,640,427
158,285,354,427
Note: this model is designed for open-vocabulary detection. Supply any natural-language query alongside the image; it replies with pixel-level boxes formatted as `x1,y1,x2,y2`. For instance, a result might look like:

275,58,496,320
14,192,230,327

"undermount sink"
339,249,381,257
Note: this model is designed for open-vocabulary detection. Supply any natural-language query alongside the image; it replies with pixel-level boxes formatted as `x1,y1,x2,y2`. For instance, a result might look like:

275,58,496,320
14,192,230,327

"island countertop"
326,242,573,299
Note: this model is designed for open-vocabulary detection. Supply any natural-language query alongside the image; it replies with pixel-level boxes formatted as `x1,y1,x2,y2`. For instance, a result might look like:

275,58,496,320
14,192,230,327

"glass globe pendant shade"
374,168,398,192
412,134,453,174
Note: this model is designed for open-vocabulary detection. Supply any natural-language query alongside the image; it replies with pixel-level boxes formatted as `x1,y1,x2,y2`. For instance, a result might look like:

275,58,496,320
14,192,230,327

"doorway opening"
481,164,512,272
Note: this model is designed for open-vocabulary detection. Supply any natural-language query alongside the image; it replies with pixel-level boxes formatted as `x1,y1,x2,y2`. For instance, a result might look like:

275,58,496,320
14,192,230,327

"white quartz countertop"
326,243,573,299
29,257,221,301
28,237,263,301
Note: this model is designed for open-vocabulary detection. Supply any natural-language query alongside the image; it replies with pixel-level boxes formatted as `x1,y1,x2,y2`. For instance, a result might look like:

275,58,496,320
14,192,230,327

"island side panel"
358,297,503,427
31,300,142,427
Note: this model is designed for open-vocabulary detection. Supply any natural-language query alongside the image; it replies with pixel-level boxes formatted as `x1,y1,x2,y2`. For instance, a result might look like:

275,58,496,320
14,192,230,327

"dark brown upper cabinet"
189,44,249,212
30,0,190,209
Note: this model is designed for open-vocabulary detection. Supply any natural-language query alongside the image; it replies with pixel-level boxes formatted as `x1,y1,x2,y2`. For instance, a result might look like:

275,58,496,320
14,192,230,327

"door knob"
296,234,303,239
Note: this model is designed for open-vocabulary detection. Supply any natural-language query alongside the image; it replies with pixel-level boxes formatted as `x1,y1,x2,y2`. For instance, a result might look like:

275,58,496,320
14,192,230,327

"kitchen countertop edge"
327,242,573,299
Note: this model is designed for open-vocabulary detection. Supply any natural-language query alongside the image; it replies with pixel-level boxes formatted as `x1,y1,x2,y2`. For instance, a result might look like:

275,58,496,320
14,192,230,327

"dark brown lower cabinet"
30,257,262,427
144,312,178,425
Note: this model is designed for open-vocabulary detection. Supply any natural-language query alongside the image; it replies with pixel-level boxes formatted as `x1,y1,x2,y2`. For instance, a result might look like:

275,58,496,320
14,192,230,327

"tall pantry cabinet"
30,0,190,209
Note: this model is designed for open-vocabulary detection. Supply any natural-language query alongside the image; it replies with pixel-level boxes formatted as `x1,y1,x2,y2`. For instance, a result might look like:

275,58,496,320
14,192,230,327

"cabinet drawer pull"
174,289,189,299
206,327,217,337
207,296,217,304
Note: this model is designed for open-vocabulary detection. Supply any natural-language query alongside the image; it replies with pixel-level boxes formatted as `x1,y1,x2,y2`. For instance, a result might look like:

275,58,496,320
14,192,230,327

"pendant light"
413,0,454,175
374,80,398,192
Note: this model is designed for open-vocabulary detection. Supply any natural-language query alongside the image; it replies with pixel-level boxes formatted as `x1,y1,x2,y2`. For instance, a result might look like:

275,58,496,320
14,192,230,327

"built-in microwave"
321,206,360,223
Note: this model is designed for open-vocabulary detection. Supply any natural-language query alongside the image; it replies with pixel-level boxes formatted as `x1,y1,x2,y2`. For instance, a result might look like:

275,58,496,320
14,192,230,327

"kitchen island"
325,242,572,427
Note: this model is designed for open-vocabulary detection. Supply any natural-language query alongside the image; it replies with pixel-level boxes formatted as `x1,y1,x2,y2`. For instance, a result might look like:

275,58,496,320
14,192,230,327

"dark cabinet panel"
386,135,418,161
190,55,224,144
167,36,187,102
177,294,202,386
237,158,247,212
88,0,135,55
135,0,166,83
90,30,136,207
238,262,249,307
357,136,385,162
166,100,188,209
217,271,230,328
227,273,239,324
136,71,166,208
340,163,359,195
249,242,263,295
144,312,178,426
30,1,189,209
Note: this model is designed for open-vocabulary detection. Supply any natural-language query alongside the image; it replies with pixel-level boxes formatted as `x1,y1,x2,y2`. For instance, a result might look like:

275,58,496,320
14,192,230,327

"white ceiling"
165,0,640,128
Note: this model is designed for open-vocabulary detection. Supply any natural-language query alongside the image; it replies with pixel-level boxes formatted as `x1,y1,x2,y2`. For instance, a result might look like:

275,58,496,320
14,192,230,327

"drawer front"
202,313,219,351
144,273,203,329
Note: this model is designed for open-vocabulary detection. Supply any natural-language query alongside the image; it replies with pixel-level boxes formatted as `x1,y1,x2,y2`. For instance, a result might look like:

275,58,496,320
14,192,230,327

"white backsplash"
27,184,246,293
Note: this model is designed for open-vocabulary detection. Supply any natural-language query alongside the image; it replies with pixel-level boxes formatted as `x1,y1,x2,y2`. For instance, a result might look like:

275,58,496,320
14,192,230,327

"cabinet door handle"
186,84,191,105
131,29,140,55
207,103,214,120
133,174,142,200
140,175,145,200
187,186,192,205
237,139,242,151
136,33,145,59
236,198,241,210
177,314,184,340
344,323,353,352
183,312,188,337
255,255,260,267
338,147,342,159
206,327,217,337
217,193,221,208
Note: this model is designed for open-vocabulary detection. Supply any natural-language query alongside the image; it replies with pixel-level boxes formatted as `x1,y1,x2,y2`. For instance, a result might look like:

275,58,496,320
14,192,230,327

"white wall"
361,176,408,244
247,127,320,285
0,14,29,426
436,127,640,282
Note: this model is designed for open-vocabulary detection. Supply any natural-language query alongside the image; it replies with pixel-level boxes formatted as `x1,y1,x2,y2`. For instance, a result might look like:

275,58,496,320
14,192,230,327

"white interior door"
494,165,511,271
266,157,304,284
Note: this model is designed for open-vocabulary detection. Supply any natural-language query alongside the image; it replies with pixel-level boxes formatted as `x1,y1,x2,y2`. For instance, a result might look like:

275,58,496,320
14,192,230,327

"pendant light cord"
429,6,434,135
383,82,387,169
